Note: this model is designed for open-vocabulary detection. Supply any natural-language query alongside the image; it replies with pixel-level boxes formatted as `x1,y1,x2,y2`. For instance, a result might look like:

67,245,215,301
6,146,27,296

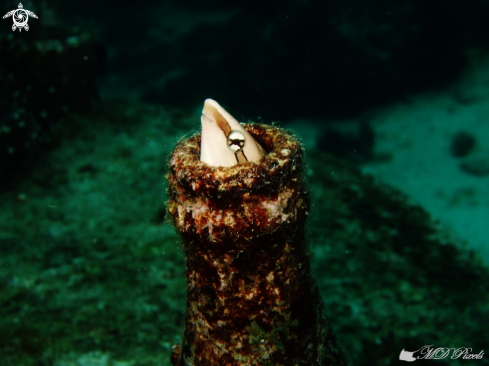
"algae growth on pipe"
167,99,348,365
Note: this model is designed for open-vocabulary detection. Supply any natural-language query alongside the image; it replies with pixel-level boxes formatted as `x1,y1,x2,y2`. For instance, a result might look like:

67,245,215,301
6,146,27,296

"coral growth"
167,124,348,365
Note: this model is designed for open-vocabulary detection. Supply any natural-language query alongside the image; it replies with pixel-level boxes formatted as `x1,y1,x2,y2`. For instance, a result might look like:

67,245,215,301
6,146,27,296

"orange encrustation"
167,123,348,365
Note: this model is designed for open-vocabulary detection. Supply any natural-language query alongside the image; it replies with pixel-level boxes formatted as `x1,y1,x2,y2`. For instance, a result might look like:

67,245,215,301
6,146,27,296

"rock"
460,154,489,176
450,131,476,157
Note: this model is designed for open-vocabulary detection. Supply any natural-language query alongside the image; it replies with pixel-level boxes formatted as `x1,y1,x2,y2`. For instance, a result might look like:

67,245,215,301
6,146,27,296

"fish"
200,98,265,167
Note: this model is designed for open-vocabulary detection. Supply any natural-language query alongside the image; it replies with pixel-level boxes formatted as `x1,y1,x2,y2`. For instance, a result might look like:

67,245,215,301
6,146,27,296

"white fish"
200,99,265,167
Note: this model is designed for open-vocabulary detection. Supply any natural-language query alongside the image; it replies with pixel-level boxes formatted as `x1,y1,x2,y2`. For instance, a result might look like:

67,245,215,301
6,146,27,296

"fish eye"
227,130,246,152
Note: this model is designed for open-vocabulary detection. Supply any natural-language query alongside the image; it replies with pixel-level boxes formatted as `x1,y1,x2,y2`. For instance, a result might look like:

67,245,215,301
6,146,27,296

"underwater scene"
1,0,488,365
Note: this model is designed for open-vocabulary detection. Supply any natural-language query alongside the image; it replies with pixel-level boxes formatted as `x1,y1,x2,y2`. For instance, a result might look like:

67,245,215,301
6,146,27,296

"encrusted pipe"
167,100,348,365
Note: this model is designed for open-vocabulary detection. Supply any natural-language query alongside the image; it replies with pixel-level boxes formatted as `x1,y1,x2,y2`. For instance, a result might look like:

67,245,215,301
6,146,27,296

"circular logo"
12,9,28,28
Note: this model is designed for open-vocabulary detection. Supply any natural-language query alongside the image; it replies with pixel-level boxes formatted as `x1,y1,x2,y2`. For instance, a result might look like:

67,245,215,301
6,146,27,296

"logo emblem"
3,3,38,32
